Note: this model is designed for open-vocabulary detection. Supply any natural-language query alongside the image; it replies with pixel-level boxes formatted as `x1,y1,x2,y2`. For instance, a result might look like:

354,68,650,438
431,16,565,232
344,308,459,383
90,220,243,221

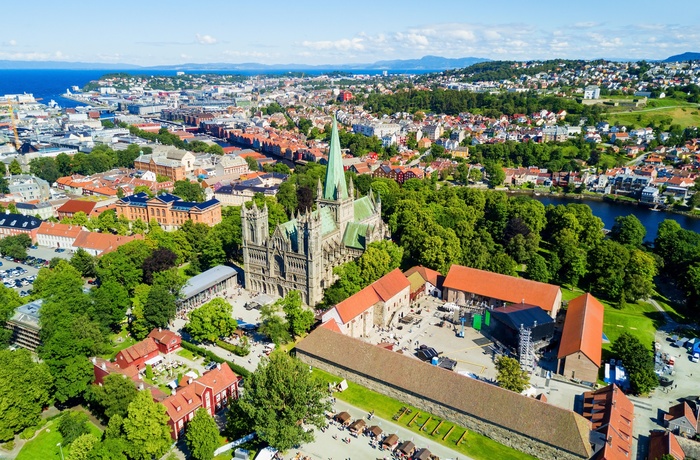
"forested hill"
362,88,604,121
441,59,607,82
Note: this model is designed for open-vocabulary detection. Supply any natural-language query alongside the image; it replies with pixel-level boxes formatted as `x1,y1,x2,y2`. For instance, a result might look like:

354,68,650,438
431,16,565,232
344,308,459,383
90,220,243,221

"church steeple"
323,115,348,201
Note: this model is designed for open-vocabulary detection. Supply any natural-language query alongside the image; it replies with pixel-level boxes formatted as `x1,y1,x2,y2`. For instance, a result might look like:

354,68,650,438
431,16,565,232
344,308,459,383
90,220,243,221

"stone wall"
299,351,588,460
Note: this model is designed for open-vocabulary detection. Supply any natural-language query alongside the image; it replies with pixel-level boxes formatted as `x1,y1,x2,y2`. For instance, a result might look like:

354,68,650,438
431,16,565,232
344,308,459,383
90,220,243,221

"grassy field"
312,369,536,460
605,105,700,129
560,287,659,350
176,347,197,361
17,414,102,460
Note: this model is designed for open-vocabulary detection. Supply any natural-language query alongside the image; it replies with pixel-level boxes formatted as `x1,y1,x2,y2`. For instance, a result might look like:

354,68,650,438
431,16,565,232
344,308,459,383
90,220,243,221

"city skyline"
2,0,699,66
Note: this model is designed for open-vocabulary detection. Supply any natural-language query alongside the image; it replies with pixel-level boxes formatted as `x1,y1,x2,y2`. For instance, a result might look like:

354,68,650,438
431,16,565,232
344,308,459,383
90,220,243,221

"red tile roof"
196,363,239,396
320,319,343,333
647,430,685,460
73,231,142,254
334,269,409,324
117,338,159,366
403,265,444,288
443,265,561,313
57,199,97,215
665,402,698,429
37,222,83,239
582,384,634,460
558,293,604,365
148,328,181,348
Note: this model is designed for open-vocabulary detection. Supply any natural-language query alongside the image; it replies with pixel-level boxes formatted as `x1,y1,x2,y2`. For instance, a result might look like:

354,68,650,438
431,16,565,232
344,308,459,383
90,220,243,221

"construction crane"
6,99,20,150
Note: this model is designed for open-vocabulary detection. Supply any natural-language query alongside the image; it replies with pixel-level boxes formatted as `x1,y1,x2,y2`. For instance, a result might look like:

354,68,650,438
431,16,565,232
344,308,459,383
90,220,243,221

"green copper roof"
279,219,299,251
342,222,369,250
312,207,337,236
323,116,348,200
353,195,375,222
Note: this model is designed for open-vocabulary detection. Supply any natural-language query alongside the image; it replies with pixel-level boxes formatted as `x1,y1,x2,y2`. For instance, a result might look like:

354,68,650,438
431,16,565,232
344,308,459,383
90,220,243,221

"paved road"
284,399,468,460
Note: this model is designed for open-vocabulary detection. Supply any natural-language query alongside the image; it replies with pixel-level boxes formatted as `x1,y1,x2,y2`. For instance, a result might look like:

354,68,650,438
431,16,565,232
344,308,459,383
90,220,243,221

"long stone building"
296,327,593,460
242,117,387,306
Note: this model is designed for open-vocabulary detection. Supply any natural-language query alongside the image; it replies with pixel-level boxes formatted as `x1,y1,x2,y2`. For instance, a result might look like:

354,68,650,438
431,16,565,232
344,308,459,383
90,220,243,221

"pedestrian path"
283,399,470,460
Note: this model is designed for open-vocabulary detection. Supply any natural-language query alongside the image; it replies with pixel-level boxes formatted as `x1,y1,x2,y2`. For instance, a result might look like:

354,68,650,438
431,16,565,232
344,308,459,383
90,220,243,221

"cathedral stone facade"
242,118,387,306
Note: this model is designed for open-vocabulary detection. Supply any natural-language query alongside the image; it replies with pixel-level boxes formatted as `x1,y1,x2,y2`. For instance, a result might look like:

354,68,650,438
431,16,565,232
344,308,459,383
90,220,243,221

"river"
532,195,700,242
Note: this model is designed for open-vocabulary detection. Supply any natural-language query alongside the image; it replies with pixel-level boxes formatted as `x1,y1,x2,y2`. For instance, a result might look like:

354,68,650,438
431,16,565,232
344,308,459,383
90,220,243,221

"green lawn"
561,288,659,350
606,105,700,129
176,348,197,361
312,369,536,460
101,326,137,359
17,414,102,460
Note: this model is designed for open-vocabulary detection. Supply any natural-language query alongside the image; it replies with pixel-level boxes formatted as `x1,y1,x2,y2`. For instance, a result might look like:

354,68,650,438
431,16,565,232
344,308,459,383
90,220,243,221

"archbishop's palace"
242,117,387,306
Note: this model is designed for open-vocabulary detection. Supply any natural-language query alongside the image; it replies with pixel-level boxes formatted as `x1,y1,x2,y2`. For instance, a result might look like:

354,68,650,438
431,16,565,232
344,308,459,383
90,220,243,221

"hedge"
216,339,250,357
181,340,251,378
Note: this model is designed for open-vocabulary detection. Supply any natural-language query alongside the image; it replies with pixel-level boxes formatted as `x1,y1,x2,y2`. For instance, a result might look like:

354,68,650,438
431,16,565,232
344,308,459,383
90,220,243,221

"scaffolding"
518,323,535,371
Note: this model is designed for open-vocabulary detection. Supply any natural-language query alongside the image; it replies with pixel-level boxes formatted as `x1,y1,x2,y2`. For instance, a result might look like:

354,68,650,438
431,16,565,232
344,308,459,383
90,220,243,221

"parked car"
204,362,218,371
55,248,65,253
692,353,700,363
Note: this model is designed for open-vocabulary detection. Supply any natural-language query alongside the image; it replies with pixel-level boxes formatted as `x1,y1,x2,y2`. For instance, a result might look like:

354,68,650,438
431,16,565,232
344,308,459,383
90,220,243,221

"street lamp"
57,442,64,460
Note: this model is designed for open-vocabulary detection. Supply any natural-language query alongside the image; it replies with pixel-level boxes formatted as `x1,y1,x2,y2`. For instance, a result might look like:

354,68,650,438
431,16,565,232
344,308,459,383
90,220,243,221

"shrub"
181,340,251,378
1,441,15,451
19,427,36,440
216,339,251,357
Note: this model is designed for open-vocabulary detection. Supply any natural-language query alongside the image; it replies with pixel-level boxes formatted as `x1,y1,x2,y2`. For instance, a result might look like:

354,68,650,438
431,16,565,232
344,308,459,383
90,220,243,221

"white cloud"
301,38,365,51
195,34,218,45
8,39,16,46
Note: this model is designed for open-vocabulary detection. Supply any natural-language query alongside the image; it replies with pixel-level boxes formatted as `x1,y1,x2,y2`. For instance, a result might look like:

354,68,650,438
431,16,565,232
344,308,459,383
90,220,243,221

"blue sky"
2,0,699,65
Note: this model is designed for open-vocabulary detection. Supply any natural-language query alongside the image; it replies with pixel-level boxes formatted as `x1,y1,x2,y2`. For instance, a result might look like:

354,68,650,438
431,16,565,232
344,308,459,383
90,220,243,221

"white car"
692,353,699,363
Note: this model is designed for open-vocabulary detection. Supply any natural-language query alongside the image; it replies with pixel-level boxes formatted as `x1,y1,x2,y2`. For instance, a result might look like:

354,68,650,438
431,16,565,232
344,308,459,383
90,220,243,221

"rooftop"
8,299,43,331
180,265,237,301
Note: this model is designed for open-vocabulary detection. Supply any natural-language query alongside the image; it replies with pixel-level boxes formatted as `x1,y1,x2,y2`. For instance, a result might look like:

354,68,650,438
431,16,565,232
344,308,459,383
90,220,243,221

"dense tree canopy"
186,298,237,343
0,349,53,441
185,408,220,460
611,332,657,395
237,351,330,451
495,355,530,393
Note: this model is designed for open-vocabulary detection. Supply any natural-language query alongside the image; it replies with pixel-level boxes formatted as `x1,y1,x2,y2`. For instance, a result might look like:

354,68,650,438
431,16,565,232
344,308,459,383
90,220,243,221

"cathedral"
241,117,387,306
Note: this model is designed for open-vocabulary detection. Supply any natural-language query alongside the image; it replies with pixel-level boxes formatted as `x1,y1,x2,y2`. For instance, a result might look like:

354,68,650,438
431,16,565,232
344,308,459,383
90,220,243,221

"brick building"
558,293,604,383
0,213,41,241
116,192,221,230
115,337,160,373
133,147,195,181
56,199,98,219
162,363,240,439
147,328,182,354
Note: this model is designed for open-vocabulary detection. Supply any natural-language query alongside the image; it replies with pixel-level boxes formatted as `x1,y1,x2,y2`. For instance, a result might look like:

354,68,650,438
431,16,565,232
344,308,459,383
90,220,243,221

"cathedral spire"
323,115,349,201
316,177,323,200
348,175,355,198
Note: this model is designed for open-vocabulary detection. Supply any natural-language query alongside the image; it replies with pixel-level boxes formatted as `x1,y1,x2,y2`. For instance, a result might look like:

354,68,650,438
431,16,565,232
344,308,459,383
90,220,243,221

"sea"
0,68,429,109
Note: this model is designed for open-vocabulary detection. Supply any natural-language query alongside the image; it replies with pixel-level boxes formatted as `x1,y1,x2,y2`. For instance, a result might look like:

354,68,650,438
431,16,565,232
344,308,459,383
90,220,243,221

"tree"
237,351,331,451
143,284,177,330
142,248,178,284
185,408,220,460
90,280,130,331
279,291,314,338
484,162,506,187
173,180,205,202
58,412,90,444
71,248,97,278
0,285,22,347
87,373,138,421
68,433,99,460
29,157,62,184
0,349,53,442
495,356,530,393
258,305,291,345
610,215,646,247
51,356,95,403
245,156,259,171
186,298,237,343
121,390,172,460
9,158,22,175
611,332,657,394
526,253,551,283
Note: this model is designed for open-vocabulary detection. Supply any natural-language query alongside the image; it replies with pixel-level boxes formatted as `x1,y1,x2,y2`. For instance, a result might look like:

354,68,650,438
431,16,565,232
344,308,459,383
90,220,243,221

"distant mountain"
0,55,489,72
364,55,488,70
664,52,700,62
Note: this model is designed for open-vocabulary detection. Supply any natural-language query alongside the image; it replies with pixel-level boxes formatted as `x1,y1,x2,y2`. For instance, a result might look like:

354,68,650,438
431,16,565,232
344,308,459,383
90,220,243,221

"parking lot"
0,246,74,298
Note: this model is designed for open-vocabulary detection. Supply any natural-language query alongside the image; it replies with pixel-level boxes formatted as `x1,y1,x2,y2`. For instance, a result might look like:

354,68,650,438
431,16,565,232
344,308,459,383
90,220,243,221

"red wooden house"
148,328,181,354
115,337,160,372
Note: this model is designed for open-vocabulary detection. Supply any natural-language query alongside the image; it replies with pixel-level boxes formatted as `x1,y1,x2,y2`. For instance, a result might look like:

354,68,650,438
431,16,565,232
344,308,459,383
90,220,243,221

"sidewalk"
283,399,469,460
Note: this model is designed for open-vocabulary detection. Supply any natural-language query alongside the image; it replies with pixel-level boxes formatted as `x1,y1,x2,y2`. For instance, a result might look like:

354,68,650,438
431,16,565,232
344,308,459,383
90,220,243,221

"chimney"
607,436,613,446
159,327,162,332
138,383,144,390
101,363,106,371
216,363,221,370
188,378,193,385
91,357,96,364
171,389,177,396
